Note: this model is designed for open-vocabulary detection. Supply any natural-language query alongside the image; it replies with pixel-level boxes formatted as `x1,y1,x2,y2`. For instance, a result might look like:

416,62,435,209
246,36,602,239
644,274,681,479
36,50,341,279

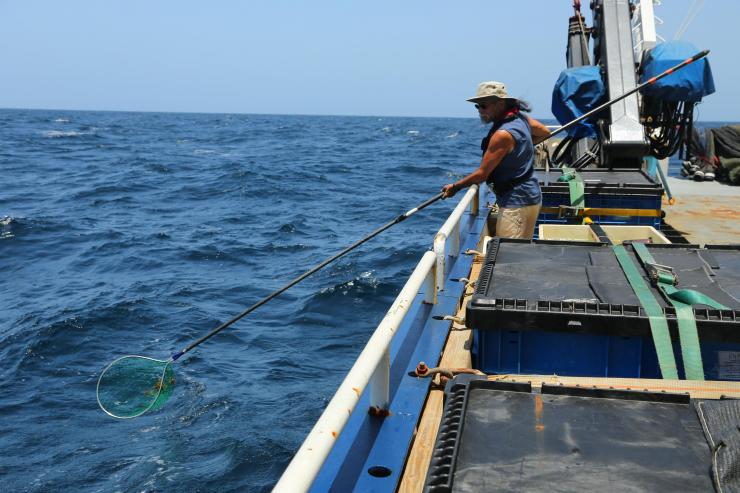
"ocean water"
1,109,733,492
0,109,484,492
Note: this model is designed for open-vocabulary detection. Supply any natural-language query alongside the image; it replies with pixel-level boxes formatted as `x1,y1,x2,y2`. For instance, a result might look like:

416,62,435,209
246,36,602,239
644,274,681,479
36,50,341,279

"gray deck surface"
663,175,739,245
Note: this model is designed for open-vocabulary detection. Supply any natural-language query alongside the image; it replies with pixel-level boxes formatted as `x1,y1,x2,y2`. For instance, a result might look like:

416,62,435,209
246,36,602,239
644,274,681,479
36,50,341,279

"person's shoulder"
492,128,516,143
489,128,516,152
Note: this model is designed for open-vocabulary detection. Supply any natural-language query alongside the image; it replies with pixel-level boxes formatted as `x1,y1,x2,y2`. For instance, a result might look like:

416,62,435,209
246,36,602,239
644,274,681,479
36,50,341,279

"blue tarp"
639,41,715,102
551,66,606,138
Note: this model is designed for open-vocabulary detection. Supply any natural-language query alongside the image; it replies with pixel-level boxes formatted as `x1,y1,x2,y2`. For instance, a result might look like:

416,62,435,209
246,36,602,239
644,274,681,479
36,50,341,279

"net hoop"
96,355,173,419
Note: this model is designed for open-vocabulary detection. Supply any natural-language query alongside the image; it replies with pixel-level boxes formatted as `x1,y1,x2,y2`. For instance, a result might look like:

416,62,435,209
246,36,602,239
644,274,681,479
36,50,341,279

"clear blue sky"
1,0,737,120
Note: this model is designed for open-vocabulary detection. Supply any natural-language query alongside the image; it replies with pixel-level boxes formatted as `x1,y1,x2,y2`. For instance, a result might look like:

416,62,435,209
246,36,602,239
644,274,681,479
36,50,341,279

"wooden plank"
397,255,482,493
487,374,740,399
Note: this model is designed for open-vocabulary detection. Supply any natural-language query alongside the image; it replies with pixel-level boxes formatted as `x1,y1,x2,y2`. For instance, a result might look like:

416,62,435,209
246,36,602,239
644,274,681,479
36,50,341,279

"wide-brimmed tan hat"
466,81,514,102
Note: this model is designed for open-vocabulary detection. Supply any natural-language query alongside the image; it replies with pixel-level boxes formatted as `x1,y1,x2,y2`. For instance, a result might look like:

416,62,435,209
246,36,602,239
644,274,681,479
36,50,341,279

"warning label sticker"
718,351,740,380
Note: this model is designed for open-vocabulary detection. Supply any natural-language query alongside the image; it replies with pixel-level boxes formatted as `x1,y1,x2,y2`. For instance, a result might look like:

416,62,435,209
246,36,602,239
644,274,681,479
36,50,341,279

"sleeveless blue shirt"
483,114,541,207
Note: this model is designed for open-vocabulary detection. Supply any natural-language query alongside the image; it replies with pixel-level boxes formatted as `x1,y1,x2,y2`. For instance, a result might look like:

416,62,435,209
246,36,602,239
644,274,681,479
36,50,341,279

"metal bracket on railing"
464,249,484,257
432,314,465,325
414,361,484,385
452,277,476,291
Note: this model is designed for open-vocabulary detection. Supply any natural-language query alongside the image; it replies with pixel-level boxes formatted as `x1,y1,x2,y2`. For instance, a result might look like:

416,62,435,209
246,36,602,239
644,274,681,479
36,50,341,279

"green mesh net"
96,355,175,419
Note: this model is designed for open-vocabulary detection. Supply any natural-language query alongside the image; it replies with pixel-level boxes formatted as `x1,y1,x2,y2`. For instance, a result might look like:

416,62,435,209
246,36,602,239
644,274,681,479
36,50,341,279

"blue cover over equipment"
639,41,715,102
551,66,606,138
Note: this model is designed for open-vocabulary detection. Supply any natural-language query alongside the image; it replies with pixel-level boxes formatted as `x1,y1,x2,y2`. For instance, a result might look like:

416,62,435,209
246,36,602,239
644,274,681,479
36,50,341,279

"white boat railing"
273,184,484,492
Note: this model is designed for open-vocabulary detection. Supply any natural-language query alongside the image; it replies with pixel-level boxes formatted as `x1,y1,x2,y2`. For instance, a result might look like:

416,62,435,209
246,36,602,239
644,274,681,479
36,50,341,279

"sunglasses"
475,102,490,110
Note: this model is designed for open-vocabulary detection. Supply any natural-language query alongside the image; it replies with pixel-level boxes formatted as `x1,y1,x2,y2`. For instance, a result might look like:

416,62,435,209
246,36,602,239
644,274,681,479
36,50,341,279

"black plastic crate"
535,168,663,195
466,239,740,378
424,376,713,493
535,168,664,227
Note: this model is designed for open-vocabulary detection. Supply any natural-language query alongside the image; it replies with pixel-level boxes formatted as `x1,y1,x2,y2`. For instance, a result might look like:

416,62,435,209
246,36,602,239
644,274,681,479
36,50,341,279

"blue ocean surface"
1,109,732,492
0,109,489,492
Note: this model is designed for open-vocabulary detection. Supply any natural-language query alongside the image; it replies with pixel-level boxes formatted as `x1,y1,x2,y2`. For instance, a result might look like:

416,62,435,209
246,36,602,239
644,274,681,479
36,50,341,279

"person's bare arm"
442,130,515,198
528,116,552,144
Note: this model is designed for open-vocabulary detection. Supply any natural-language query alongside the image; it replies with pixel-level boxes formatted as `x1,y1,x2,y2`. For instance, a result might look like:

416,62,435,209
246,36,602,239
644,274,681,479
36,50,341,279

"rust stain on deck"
534,394,545,432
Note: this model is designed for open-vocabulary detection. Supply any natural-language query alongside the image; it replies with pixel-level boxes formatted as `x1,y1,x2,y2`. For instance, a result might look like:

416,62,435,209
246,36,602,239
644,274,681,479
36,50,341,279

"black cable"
551,135,575,165
573,139,601,170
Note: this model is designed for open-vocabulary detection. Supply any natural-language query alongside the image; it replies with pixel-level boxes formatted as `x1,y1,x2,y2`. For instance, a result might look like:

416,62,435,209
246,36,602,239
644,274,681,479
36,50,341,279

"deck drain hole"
367,466,392,477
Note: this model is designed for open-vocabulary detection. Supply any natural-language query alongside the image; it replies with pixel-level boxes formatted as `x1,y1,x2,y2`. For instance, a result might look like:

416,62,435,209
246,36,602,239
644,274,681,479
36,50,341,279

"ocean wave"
260,241,318,253
73,183,153,200
181,244,264,264
395,163,450,175
278,222,298,233
0,215,77,238
1,216,15,239
275,215,310,234
318,270,380,295
5,302,152,377
296,271,389,318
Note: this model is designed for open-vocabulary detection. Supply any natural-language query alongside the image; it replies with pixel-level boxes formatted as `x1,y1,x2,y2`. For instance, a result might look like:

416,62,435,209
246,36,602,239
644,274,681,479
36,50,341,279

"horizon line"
2,106,738,124
0,105,558,122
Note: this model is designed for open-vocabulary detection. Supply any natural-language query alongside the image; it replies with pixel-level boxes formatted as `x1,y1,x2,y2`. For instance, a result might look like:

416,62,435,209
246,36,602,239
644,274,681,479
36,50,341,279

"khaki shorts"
496,203,541,239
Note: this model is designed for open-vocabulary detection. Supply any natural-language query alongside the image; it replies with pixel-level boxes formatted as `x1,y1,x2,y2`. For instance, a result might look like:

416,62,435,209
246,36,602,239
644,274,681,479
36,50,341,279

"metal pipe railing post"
424,263,438,304
369,347,390,411
450,221,461,258
433,233,446,293
470,185,480,216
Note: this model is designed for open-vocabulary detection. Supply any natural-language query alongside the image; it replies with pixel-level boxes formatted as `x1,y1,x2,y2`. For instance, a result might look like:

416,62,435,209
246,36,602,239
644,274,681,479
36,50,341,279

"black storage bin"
424,376,715,493
535,168,664,227
466,239,740,379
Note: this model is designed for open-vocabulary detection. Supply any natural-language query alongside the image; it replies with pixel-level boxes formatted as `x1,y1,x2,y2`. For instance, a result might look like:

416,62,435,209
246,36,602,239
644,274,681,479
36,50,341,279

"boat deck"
663,176,739,244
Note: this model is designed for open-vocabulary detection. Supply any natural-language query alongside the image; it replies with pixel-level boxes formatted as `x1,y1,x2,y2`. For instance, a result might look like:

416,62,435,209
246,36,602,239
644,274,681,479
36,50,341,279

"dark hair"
504,98,532,113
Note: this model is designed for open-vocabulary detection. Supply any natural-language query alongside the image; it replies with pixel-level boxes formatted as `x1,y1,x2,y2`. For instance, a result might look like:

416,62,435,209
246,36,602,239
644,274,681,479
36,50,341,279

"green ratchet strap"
631,243,729,381
557,166,586,209
612,245,678,379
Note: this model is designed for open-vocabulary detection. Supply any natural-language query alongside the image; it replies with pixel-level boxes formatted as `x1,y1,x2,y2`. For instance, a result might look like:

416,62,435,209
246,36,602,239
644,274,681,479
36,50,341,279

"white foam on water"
42,127,97,138
43,130,82,138
1,216,15,239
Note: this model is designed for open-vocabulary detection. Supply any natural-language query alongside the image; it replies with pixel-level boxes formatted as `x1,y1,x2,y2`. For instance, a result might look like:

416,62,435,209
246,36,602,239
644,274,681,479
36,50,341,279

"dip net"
96,356,175,419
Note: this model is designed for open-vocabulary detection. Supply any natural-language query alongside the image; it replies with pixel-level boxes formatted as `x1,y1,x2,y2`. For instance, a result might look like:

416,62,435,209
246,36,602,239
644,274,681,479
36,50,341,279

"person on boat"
442,81,551,239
